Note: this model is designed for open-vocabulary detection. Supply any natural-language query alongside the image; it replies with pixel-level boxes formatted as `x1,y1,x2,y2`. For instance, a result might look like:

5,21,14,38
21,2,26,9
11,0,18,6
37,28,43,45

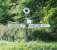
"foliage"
0,0,57,41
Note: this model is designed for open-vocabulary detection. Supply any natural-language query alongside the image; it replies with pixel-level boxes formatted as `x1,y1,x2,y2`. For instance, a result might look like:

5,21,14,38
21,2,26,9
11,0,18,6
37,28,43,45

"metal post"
25,21,29,41
23,7,30,41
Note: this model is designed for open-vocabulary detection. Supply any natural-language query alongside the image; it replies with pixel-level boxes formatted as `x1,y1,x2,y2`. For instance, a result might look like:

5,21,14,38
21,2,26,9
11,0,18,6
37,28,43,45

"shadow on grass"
27,30,57,42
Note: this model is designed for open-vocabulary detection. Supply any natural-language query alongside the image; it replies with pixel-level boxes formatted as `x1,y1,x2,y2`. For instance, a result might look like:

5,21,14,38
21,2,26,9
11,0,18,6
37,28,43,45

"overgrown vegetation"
0,0,56,42
0,0,57,49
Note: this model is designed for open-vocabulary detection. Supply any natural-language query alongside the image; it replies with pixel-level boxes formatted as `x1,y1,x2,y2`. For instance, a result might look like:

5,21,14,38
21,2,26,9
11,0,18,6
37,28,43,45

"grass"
0,40,57,50
0,41,18,50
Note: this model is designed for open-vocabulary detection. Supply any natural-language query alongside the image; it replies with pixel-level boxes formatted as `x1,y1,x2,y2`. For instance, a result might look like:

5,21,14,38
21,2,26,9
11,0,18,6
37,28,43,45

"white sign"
27,18,32,24
29,24,50,28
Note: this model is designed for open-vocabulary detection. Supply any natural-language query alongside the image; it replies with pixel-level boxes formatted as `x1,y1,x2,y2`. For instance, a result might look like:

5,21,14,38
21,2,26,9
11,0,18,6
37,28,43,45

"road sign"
23,8,30,15
26,18,32,24
28,24,50,28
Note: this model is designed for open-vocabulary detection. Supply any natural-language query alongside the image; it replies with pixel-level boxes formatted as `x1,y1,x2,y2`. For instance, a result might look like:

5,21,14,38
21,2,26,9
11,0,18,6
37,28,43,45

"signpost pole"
23,8,50,41
23,8,30,41
25,21,29,41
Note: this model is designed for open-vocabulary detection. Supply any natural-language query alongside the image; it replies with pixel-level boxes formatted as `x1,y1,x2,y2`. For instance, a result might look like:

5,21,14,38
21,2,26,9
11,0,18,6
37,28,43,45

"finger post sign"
29,24,50,28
